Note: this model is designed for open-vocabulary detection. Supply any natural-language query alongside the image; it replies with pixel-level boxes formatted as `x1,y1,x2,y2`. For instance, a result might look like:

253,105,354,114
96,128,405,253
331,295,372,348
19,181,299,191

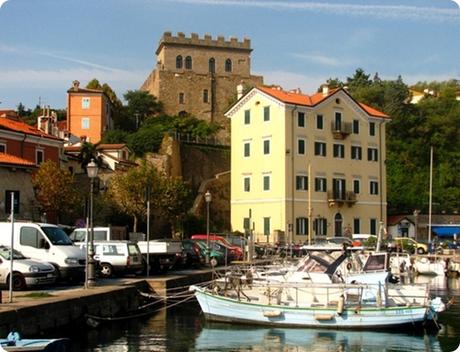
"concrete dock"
0,269,213,336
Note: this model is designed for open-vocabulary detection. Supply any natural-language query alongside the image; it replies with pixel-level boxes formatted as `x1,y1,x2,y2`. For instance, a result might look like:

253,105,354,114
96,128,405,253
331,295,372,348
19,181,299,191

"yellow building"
225,85,390,244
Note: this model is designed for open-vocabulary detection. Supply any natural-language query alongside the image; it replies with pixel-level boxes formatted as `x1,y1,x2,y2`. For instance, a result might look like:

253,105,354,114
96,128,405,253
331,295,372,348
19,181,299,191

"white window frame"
296,217,308,235
315,177,327,192
333,143,345,158
314,141,326,157
353,179,360,194
368,147,378,162
296,175,308,191
81,117,90,130
370,180,379,195
297,112,306,128
351,145,362,160
82,97,90,109
297,137,306,155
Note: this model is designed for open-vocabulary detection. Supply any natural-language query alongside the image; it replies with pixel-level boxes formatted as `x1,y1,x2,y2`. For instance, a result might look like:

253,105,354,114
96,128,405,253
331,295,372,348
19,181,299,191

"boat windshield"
0,246,27,260
41,226,74,245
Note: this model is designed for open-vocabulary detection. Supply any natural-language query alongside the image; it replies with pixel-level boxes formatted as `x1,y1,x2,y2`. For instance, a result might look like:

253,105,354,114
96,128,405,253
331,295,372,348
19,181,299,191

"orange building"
67,80,114,144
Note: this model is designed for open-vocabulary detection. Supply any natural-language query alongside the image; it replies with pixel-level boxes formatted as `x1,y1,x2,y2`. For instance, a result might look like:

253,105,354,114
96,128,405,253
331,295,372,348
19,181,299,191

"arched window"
209,58,215,74
225,58,232,72
176,55,183,69
185,56,192,69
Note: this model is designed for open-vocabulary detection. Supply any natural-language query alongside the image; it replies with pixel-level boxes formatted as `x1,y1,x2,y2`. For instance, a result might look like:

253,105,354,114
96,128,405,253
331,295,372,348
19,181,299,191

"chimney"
322,85,329,97
72,80,80,91
237,83,244,100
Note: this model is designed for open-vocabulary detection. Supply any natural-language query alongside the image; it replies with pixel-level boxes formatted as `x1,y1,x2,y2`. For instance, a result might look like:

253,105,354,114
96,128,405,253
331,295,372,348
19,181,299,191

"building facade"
67,80,114,144
141,32,263,133
226,85,390,244
0,116,64,220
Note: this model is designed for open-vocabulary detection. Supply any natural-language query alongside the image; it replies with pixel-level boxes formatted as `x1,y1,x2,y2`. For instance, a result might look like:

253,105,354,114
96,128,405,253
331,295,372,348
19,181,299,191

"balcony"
331,122,352,140
327,190,357,207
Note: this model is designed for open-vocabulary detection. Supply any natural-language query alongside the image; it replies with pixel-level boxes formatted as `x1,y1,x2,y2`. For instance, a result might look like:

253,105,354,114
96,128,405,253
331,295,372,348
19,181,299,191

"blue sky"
0,0,459,109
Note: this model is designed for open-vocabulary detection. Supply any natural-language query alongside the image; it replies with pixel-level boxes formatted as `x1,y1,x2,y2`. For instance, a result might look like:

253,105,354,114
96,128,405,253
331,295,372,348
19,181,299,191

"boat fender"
337,294,344,315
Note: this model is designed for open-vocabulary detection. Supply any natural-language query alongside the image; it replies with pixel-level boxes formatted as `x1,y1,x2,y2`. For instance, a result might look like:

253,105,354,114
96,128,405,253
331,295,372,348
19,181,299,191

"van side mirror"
39,238,50,249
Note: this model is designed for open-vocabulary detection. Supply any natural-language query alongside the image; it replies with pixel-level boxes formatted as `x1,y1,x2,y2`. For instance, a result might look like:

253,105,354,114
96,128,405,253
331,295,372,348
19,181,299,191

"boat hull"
194,287,429,329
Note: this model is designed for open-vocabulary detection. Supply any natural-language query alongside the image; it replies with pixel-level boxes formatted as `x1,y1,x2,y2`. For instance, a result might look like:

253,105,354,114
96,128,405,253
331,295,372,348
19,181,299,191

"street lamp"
205,190,212,265
86,159,99,287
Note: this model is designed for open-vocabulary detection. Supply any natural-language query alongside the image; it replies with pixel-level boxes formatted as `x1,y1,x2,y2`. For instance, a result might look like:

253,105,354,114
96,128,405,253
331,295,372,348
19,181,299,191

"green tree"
31,160,81,224
107,161,161,232
124,90,163,129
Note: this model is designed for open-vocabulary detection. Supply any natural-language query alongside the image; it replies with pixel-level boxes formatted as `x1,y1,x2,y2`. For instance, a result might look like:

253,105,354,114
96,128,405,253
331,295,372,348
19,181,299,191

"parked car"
191,234,243,260
0,245,57,290
79,241,144,278
194,240,234,267
180,240,204,268
387,237,428,254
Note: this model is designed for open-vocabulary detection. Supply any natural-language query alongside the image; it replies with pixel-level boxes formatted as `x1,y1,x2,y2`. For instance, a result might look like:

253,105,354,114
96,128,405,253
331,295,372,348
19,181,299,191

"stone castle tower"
141,32,263,133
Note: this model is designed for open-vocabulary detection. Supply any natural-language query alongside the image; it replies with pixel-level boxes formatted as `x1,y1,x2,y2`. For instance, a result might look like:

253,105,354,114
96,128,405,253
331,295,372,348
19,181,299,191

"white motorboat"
190,278,445,329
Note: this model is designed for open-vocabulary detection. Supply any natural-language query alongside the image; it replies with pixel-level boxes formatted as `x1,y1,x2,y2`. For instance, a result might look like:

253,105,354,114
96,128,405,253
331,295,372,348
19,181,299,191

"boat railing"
212,276,430,308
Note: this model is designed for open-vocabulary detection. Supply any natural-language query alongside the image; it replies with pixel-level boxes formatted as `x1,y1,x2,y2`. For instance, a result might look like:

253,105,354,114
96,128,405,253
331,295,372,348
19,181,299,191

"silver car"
0,245,57,290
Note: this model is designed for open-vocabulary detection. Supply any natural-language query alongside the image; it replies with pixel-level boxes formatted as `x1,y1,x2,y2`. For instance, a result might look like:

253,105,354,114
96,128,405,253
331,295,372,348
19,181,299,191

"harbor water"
68,276,460,351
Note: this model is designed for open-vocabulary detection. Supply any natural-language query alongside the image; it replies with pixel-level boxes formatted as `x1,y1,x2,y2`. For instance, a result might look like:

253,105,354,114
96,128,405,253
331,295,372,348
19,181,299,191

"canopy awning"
432,225,460,237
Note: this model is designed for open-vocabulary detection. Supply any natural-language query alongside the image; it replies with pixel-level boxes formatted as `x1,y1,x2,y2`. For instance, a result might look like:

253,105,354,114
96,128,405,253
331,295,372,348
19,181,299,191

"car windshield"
41,226,73,245
0,247,27,260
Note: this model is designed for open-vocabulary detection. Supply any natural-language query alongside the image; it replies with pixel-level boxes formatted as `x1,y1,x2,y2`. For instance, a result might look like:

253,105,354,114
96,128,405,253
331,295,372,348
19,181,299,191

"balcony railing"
327,190,357,207
331,122,352,140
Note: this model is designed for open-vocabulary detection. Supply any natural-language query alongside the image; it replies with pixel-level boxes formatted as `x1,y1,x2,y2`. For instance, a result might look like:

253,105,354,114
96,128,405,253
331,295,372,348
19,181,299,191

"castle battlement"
157,31,252,53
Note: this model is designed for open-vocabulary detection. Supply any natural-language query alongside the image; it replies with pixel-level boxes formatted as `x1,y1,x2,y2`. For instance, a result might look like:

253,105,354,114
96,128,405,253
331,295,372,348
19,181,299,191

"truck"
69,226,128,242
136,239,183,273
0,222,86,281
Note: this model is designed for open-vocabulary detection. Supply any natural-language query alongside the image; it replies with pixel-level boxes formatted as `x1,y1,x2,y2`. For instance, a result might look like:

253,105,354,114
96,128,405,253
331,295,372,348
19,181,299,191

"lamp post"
86,159,99,287
205,190,212,265
413,209,420,241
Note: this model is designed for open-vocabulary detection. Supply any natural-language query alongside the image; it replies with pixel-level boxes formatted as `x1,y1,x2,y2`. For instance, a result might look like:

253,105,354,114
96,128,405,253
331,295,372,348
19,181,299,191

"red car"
191,234,243,260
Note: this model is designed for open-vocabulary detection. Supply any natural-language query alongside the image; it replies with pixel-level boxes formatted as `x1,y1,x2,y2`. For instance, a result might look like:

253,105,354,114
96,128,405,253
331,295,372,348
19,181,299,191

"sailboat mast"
428,146,433,244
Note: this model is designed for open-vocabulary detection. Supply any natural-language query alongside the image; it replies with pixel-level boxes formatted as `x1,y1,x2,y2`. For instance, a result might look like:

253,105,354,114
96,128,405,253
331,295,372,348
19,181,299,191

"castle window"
209,58,216,73
179,93,185,104
185,56,192,69
225,58,232,72
203,89,209,103
176,55,183,69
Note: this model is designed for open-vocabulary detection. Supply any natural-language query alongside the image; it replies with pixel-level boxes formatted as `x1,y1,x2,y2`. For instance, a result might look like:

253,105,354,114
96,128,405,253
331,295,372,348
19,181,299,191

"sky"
0,0,459,110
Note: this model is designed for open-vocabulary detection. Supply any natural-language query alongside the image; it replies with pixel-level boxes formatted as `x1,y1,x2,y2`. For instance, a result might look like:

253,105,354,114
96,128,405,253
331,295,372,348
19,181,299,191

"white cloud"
290,53,350,67
159,0,460,22
0,68,147,87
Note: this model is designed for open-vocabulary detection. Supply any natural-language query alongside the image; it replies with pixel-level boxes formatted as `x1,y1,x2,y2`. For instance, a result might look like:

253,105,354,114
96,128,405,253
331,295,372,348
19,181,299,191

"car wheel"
417,247,426,255
100,263,113,278
210,257,218,267
9,272,26,291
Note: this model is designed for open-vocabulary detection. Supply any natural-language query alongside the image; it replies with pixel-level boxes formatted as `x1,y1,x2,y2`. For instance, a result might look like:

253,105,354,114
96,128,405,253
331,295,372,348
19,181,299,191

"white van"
0,222,86,281
69,226,128,242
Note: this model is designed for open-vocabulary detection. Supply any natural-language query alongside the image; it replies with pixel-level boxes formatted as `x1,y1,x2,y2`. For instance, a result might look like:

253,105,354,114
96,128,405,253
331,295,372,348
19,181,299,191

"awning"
432,226,460,237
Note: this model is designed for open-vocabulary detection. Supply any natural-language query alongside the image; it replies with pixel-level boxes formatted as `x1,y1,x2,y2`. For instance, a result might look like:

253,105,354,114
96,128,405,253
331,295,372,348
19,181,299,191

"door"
333,178,346,200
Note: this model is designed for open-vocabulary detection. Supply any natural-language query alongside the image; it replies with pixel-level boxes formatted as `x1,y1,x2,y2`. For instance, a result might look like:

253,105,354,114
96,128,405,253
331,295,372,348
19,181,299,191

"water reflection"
195,323,441,352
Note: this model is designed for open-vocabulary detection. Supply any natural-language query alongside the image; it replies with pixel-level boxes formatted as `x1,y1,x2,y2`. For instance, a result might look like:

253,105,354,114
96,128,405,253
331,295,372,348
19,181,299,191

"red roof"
257,86,389,118
0,153,36,167
0,117,62,140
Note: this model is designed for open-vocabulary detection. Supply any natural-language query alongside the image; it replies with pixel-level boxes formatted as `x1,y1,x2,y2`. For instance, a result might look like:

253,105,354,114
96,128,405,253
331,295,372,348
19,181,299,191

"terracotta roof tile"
0,117,63,140
257,86,389,118
0,153,36,167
